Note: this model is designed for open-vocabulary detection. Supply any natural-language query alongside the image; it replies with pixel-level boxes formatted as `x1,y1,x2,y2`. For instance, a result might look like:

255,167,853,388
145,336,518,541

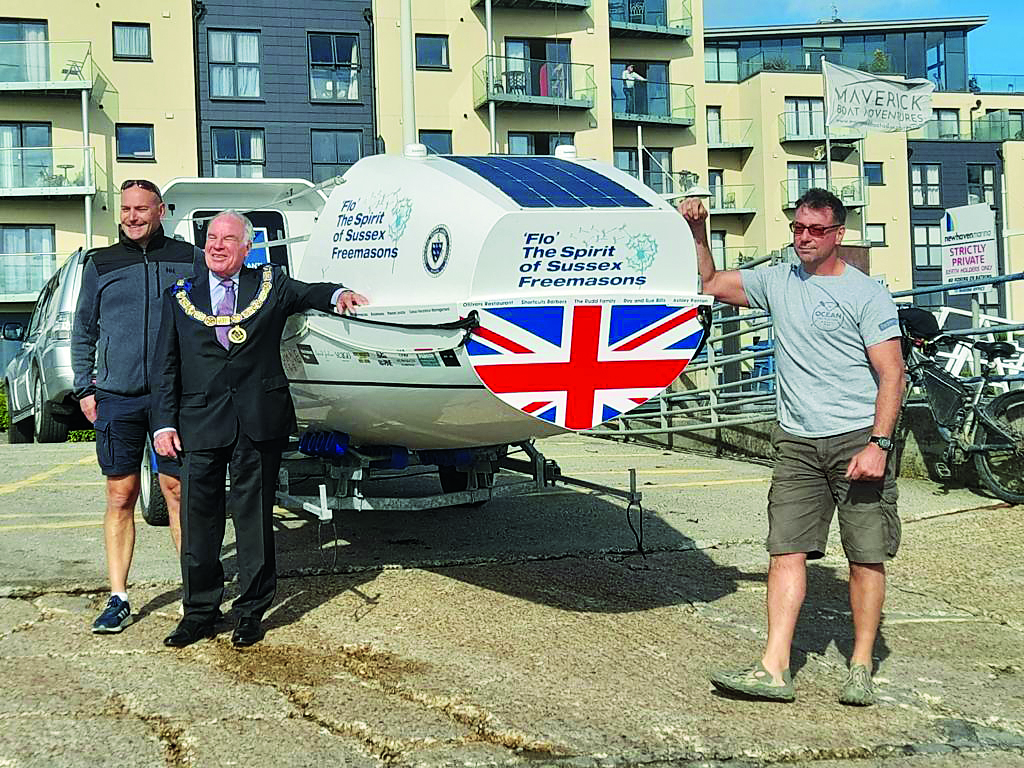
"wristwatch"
869,435,894,451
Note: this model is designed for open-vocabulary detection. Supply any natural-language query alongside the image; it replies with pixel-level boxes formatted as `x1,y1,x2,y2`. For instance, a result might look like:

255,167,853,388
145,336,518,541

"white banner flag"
823,60,935,133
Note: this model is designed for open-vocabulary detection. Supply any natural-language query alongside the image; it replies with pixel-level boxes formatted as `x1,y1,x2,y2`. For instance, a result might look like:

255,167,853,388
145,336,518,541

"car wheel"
140,435,170,526
6,380,33,444
33,375,69,443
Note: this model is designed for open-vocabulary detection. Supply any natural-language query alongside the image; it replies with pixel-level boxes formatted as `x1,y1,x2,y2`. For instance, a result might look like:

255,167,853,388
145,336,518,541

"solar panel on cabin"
446,156,652,209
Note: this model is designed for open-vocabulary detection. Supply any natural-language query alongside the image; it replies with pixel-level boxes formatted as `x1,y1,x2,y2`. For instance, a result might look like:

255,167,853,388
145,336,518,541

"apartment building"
373,3,1024,318
0,1,198,327
193,0,375,184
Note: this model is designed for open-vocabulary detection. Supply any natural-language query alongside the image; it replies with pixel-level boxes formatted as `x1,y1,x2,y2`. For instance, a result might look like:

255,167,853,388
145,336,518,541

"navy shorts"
93,390,181,478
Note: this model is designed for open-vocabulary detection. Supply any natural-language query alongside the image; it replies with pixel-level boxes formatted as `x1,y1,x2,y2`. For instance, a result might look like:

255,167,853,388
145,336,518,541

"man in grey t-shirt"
679,188,905,706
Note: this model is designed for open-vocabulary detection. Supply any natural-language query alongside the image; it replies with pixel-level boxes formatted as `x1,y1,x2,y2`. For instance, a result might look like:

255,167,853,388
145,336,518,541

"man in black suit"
153,210,367,648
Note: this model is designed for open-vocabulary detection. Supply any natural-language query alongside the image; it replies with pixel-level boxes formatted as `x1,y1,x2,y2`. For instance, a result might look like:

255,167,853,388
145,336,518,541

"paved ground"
0,436,1022,767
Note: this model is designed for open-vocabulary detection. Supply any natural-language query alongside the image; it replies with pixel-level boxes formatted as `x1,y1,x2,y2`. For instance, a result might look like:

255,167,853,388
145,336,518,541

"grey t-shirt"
740,262,901,437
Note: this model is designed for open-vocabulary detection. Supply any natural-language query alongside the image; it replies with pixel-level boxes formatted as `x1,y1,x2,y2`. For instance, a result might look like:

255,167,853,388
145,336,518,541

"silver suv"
3,248,91,443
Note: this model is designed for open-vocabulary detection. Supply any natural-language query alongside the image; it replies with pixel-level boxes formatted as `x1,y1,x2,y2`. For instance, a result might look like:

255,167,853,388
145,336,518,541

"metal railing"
778,111,863,142
0,251,58,298
0,40,93,89
968,73,1024,94
473,55,595,109
611,80,695,124
0,146,97,194
585,266,1022,439
907,113,1024,142
707,118,754,148
608,0,691,34
741,49,897,81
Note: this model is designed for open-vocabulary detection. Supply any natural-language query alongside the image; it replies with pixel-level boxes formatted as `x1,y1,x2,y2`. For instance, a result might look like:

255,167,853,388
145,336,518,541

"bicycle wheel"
974,389,1024,505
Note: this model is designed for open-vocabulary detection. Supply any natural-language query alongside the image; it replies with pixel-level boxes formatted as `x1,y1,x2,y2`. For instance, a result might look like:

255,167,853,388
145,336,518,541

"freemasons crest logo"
423,225,451,276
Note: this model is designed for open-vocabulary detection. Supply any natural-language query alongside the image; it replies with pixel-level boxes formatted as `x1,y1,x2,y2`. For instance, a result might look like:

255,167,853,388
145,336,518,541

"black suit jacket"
154,265,340,451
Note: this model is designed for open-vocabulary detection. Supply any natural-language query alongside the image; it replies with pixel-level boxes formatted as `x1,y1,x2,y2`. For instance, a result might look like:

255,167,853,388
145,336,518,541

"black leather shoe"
231,616,262,647
163,617,215,648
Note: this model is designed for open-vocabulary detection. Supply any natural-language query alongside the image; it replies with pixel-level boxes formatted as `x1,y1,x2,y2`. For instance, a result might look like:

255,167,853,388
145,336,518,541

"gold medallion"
203,316,216,327
228,325,248,344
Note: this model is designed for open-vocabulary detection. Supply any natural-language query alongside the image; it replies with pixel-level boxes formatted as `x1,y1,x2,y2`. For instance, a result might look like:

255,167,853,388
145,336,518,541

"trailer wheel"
438,466,494,501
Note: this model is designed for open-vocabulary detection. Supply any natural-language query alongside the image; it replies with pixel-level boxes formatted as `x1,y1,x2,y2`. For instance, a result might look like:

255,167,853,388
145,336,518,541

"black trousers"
180,428,284,621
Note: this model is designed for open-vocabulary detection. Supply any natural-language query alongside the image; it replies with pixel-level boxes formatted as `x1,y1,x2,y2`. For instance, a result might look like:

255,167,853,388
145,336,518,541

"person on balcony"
621,63,646,113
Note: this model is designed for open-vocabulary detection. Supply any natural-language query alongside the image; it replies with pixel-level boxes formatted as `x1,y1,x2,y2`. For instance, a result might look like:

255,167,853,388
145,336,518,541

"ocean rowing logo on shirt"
423,225,451,276
811,300,843,331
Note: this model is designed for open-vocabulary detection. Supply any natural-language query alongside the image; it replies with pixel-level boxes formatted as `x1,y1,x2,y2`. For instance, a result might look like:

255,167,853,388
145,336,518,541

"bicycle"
899,308,1024,505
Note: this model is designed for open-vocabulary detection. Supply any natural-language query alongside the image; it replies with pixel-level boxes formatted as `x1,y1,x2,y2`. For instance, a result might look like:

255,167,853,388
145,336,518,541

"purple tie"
215,278,235,349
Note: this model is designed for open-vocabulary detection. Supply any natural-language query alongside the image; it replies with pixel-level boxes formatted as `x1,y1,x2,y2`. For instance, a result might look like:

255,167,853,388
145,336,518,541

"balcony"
0,252,57,302
612,81,694,126
739,49,898,81
907,113,1024,142
712,246,759,271
778,112,863,143
968,73,1024,94
0,146,98,198
473,56,595,110
0,41,93,94
781,176,867,209
708,185,757,215
609,0,691,39
471,0,589,9
906,119,970,141
707,118,754,150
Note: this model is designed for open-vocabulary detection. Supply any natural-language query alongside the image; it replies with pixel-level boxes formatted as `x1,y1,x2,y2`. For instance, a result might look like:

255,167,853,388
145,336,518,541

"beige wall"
0,0,197,275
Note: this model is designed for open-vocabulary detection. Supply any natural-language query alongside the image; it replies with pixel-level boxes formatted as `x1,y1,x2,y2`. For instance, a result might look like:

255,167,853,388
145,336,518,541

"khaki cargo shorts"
766,424,900,563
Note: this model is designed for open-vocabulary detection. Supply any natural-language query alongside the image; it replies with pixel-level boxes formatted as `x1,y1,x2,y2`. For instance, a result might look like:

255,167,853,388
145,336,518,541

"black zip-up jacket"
72,226,203,399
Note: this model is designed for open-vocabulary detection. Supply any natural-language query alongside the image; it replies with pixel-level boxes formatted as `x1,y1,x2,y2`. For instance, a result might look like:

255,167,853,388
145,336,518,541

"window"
786,161,827,203
866,223,887,246
783,97,825,138
508,132,572,156
710,230,727,271
311,130,361,182
912,224,942,268
115,124,154,160
864,162,884,186
208,30,261,98
308,33,359,101
704,45,738,82
706,106,723,144
612,146,671,192
0,122,52,187
418,130,452,155
932,108,959,139
0,20,48,82
113,23,150,60
911,163,941,206
967,164,996,206
0,225,55,296
212,128,264,177
415,35,449,70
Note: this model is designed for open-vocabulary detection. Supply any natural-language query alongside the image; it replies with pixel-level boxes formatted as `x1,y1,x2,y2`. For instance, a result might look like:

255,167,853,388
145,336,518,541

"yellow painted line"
0,520,105,531
24,482,105,487
0,456,97,494
566,469,728,476
541,453,673,459
0,511,104,520
640,477,770,489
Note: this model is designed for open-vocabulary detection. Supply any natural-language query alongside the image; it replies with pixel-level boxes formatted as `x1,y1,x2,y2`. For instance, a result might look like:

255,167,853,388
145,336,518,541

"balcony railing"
0,40,93,92
611,80,695,126
781,176,867,208
712,246,759,271
906,119,970,141
968,73,1024,94
708,184,757,214
471,0,589,9
0,252,57,300
609,0,691,38
473,56,595,110
778,112,863,142
907,113,1024,142
739,49,897,81
0,146,97,197
707,118,754,149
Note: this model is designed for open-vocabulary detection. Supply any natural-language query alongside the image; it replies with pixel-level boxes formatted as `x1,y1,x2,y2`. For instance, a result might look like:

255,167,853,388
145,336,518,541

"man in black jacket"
72,180,203,634
153,211,367,648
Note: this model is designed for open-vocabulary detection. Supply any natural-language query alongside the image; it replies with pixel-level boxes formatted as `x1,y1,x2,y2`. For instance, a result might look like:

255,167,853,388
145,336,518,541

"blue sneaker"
92,596,133,634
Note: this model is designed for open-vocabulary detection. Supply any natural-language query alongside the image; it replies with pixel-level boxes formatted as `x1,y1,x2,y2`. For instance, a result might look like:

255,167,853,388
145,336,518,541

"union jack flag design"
465,303,705,430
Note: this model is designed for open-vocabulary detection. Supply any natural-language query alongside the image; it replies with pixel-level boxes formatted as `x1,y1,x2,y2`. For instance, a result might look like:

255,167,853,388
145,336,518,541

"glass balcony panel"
712,246,759,270
780,176,867,208
608,0,691,37
968,74,1024,94
611,79,694,125
778,111,863,142
0,40,92,90
907,119,970,140
741,48,897,81
0,146,97,196
707,118,754,148
473,55,595,109
706,184,757,213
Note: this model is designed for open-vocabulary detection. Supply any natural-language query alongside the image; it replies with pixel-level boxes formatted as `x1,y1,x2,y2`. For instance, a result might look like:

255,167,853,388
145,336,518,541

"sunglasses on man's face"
120,179,163,201
789,222,841,238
